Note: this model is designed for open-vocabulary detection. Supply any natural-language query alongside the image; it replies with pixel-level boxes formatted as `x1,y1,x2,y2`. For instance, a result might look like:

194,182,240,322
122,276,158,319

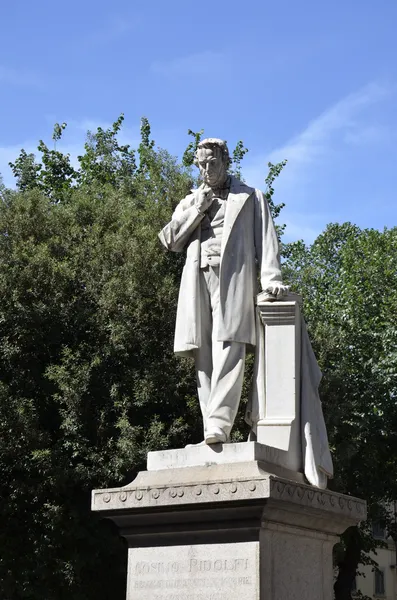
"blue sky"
1,0,396,242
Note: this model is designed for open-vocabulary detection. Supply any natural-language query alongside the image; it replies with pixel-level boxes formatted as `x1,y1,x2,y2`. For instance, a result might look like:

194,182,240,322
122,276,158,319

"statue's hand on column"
258,284,290,302
195,184,214,215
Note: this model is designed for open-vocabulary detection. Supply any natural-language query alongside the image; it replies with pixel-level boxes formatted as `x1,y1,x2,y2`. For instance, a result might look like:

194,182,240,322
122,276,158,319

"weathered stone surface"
253,299,302,472
260,524,335,600
127,542,259,600
147,441,304,483
92,464,364,534
92,460,365,599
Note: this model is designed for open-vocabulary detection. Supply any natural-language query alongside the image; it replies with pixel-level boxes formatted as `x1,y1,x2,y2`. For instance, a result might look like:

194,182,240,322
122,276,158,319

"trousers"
194,266,246,437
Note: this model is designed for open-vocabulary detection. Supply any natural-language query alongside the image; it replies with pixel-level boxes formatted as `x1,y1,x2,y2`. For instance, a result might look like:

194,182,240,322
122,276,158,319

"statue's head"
194,138,230,188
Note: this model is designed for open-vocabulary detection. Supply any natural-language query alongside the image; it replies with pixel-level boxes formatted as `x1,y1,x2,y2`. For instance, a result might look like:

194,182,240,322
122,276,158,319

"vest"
200,198,226,268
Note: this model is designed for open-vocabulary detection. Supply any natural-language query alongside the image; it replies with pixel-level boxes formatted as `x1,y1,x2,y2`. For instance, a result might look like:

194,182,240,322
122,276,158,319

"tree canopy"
1,116,396,600
1,117,198,598
284,224,397,599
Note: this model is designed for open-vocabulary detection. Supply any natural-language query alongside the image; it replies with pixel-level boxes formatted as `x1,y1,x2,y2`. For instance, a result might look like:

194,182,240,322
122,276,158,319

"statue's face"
196,147,227,188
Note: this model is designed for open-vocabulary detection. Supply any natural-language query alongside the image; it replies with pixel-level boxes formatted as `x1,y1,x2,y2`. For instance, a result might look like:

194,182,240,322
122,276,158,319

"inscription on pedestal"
127,542,259,600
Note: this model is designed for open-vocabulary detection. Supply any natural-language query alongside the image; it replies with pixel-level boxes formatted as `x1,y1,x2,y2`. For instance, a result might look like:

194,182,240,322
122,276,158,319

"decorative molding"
268,479,366,520
258,303,297,326
92,474,366,525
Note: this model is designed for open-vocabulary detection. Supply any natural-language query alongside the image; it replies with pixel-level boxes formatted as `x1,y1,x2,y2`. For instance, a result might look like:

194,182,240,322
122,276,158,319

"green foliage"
9,149,42,192
0,120,201,599
6,116,396,600
9,124,77,199
0,174,7,201
181,128,204,167
265,160,287,240
0,117,286,598
77,114,137,189
229,140,248,179
284,223,397,599
52,122,67,144
284,223,397,500
36,138,77,198
9,115,138,199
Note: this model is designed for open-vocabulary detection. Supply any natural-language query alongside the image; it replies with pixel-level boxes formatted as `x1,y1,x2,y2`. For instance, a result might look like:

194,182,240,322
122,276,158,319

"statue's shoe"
205,427,227,445
185,440,207,448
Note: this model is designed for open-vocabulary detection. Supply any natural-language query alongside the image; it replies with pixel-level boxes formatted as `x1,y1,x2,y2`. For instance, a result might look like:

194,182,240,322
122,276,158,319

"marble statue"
159,138,288,445
91,141,357,600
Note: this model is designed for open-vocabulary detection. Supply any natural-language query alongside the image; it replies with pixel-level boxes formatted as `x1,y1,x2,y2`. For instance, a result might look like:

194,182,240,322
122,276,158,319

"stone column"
92,448,366,600
255,297,302,473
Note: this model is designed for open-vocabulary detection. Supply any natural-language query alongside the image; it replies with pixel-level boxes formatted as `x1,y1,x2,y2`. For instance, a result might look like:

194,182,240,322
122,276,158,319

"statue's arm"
253,189,284,291
158,194,204,253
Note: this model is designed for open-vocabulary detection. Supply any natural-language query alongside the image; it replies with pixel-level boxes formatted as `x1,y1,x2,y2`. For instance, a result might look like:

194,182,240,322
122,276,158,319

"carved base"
92,459,365,599
146,441,305,484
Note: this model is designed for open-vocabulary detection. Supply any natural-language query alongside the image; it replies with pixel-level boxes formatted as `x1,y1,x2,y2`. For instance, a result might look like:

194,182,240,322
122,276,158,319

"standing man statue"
159,138,288,445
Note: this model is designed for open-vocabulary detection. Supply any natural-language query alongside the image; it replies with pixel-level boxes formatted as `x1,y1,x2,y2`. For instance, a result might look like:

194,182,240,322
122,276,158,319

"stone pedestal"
92,443,366,600
255,298,302,473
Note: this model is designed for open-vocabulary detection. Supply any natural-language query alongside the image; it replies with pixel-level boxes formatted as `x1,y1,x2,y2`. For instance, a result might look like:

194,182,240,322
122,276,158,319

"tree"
9,149,41,192
0,119,200,599
0,117,288,598
77,114,137,188
283,223,397,600
8,115,394,600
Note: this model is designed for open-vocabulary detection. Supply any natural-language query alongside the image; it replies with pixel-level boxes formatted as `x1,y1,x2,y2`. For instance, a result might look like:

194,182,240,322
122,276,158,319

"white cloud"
151,51,229,78
268,81,392,167
242,81,395,242
244,81,394,190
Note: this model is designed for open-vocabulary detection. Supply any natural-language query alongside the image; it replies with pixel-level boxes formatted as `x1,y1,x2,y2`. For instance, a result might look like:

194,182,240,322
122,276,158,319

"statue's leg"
203,267,246,440
194,268,213,438
206,340,246,438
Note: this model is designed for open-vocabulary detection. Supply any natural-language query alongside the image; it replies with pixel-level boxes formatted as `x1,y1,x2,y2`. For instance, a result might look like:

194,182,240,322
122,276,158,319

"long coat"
158,176,282,357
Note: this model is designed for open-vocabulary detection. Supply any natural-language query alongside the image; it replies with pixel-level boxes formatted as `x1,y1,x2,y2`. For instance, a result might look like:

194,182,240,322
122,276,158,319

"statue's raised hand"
195,184,214,214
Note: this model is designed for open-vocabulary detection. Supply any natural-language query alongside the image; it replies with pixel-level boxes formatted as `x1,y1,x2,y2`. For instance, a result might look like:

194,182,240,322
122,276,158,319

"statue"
92,146,360,600
158,138,288,445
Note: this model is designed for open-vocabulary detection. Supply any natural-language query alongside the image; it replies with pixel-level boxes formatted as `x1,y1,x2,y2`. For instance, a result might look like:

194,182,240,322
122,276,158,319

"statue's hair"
194,138,230,166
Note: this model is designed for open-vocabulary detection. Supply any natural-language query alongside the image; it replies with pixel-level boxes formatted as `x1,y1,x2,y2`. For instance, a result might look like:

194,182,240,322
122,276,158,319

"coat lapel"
222,176,251,252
